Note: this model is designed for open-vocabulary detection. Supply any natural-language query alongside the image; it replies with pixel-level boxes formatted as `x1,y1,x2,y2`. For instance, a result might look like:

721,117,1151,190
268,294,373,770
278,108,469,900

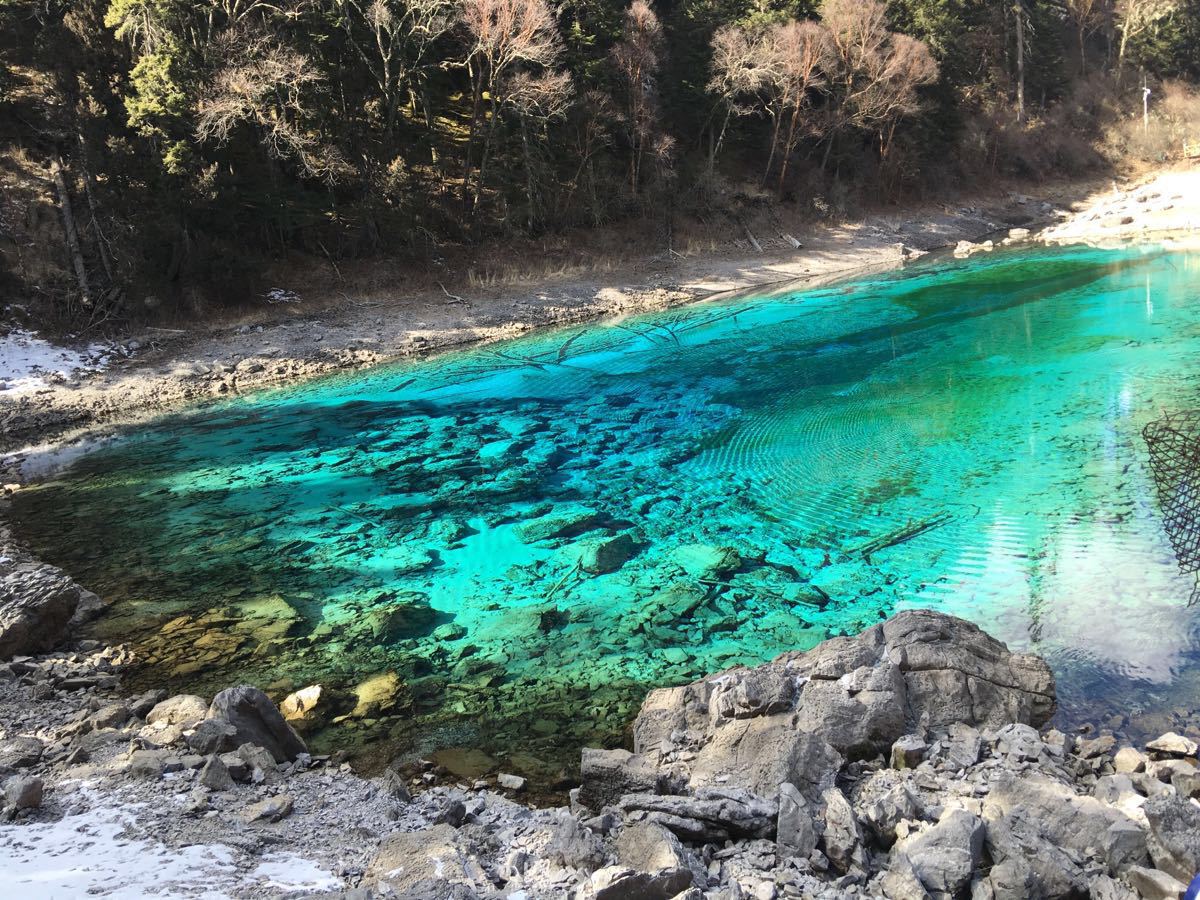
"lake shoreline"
0,170,1114,473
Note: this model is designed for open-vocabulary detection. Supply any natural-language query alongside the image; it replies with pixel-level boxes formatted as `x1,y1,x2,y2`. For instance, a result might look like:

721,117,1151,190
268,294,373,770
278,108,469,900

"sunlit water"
12,244,1200,778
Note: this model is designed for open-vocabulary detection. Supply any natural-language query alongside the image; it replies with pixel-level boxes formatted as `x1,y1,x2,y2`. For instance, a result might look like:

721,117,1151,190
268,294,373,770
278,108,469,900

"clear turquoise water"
12,244,1200,774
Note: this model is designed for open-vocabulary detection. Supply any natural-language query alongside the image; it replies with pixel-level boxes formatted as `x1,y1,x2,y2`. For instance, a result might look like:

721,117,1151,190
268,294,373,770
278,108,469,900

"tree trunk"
51,156,91,308
1015,2,1025,124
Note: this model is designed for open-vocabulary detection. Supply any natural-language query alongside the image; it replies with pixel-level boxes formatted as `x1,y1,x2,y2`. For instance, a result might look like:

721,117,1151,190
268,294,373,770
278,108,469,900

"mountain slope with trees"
2,0,1199,329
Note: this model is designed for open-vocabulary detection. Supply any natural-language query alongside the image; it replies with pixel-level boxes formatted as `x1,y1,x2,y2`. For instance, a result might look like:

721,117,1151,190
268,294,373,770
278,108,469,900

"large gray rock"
363,824,489,895
0,560,85,659
891,808,984,895
983,773,1147,876
582,611,1054,817
207,686,306,763
1142,793,1200,882
147,695,209,728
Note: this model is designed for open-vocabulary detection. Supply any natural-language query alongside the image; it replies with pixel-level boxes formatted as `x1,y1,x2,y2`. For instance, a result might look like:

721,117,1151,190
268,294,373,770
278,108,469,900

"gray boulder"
615,821,700,890
3,775,43,810
147,695,209,728
1142,792,1200,882
0,560,84,659
891,808,984,895
207,685,306,762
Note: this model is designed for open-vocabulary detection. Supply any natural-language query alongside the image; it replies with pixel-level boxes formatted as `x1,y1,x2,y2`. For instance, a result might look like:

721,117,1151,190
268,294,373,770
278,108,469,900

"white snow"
0,329,115,394
0,784,343,898
250,854,344,893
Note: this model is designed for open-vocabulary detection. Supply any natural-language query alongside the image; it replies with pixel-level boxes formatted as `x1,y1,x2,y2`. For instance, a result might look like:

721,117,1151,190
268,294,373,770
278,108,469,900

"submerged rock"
579,533,637,575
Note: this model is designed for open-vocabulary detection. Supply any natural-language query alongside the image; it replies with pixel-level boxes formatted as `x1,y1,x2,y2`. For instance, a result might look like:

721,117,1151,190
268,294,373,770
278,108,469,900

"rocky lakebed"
2,533,1199,899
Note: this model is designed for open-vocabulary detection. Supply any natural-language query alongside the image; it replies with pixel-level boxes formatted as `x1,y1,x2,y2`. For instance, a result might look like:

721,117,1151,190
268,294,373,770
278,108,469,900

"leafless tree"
819,0,937,165
763,20,832,194
611,0,663,194
335,0,455,139
459,0,564,213
1064,0,1111,73
706,24,768,173
196,32,349,182
1115,0,1178,76
505,69,574,227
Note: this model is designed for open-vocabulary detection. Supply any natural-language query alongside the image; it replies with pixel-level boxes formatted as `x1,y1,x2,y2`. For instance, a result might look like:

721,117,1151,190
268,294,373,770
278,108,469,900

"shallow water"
12,244,1200,777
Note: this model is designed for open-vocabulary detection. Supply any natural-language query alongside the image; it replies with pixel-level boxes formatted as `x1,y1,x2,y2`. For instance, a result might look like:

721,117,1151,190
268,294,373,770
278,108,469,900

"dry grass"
1106,81,1200,164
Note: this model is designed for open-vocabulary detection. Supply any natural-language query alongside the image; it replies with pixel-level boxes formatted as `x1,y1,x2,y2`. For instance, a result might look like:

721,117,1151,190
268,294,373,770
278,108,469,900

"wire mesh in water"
1143,410,1200,606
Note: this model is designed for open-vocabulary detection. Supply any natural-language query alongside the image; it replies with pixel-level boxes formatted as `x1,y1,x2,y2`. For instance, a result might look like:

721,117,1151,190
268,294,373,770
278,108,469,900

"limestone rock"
242,794,294,823
617,789,777,843
1112,746,1147,774
579,533,637,575
498,772,527,792
578,749,661,811
586,865,692,900
364,824,489,894
207,685,306,763
672,544,740,579
890,734,927,770
594,610,1053,813
0,736,44,772
0,559,83,660
1125,866,1188,900
3,775,43,809
777,782,818,858
615,821,697,889
821,787,864,874
1142,792,1200,882
186,717,238,755
1145,732,1199,758
199,754,234,791
147,695,209,728
365,594,437,642
546,815,606,872
891,808,984,895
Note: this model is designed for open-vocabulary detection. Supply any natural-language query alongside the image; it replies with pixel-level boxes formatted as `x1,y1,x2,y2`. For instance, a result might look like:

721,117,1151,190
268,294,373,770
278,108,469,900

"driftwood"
741,221,763,253
51,156,90,307
438,281,467,304
854,513,953,560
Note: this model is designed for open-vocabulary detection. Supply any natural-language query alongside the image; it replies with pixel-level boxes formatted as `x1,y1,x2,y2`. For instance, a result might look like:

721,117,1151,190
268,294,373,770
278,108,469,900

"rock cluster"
1,610,1197,899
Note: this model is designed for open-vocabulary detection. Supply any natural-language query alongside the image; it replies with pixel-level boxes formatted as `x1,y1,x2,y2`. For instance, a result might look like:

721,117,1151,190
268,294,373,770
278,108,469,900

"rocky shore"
2,544,1198,900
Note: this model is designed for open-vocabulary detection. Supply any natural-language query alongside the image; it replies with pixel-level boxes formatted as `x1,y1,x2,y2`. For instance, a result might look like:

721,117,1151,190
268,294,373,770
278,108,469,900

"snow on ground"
0,329,118,395
0,783,343,899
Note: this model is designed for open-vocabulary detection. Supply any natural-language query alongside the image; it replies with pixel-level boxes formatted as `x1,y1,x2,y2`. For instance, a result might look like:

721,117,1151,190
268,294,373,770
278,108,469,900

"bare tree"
611,0,663,194
819,0,937,166
196,32,349,182
335,0,454,138
1064,0,1111,74
762,20,832,194
1115,0,1178,76
505,69,574,228
459,0,563,213
706,24,768,174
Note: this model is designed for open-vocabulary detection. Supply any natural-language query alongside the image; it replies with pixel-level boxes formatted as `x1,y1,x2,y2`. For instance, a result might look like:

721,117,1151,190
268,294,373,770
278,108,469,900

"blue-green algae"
12,243,1200,775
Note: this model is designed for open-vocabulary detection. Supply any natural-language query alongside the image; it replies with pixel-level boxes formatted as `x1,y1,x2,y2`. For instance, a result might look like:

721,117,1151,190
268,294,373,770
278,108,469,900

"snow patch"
0,329,116,394
0,784,341,898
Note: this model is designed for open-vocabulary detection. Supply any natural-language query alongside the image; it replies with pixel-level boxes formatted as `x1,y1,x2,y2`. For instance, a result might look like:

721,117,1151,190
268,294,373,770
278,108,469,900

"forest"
2,0,1200,326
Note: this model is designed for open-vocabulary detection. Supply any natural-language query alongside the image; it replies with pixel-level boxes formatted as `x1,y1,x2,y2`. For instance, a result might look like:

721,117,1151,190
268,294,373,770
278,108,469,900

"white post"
1143,77,1151,133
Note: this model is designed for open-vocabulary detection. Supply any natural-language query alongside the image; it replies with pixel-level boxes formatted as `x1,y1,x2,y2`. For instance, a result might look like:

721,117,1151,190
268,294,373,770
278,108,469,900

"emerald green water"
12,244,1200,775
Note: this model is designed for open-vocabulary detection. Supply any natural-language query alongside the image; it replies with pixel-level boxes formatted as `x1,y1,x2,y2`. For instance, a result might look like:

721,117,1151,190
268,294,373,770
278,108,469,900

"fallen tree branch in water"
854,512,953,560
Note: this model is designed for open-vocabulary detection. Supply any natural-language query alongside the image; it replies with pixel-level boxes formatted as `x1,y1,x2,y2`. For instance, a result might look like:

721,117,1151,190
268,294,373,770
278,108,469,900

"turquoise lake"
12,243,1200,777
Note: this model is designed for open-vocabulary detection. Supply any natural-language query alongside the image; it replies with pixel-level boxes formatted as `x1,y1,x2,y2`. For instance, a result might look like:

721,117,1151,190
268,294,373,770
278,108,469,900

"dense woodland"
2,0,1200,326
